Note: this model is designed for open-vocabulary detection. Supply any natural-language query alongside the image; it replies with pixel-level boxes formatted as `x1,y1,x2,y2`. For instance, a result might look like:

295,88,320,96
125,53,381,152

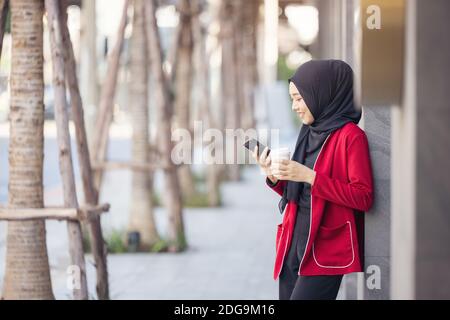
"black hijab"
278,59,362,214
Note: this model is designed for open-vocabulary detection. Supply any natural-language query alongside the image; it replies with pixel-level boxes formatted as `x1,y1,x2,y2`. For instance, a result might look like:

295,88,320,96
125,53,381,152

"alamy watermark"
366,4,381,30
366,264,382,290
66,265,81,291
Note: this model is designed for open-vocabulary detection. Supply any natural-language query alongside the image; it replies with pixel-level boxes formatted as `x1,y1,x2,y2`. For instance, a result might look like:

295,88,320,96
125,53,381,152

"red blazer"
267,122,374,279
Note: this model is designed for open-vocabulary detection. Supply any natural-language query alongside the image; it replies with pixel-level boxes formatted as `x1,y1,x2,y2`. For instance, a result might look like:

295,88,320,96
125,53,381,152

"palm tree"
234,0,257,131
174,0,196,201
220,0,241,182
2,0,54,299
127,0,160,249
145,0,185,252
191,0,221,206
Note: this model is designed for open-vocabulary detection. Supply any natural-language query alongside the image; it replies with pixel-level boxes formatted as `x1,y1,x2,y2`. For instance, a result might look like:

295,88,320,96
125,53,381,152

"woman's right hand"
252,146,278,184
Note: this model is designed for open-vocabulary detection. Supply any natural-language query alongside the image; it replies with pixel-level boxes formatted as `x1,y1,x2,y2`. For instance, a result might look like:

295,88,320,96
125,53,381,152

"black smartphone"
243,139,271,157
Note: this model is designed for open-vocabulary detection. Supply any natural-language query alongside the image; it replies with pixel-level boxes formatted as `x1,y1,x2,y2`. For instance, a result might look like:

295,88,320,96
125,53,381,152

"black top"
298,145,321,209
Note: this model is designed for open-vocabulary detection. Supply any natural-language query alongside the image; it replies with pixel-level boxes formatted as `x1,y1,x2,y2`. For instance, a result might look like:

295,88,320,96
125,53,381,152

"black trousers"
279,206,343,300
279,270,343,300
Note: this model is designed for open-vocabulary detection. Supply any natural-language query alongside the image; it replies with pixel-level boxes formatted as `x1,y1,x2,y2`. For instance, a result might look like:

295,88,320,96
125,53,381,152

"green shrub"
105,229,127,254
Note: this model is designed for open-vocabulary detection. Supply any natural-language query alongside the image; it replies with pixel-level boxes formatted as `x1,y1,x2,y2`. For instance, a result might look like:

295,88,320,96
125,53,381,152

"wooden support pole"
91,161,173,172
59,0,110,300
45,0,88,300
91,0,129,191
80,203,110,220
0,208,78,221
0,204,110,222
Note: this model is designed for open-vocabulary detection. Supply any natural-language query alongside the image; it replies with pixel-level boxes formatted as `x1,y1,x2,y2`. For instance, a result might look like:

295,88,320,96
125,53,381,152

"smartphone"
243,139,271,157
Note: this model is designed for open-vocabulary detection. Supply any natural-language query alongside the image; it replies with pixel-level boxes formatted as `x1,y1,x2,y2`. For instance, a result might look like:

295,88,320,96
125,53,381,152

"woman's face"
289,82,315,125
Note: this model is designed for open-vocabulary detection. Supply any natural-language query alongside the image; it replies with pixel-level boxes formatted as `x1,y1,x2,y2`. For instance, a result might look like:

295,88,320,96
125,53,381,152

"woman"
252,60,374,300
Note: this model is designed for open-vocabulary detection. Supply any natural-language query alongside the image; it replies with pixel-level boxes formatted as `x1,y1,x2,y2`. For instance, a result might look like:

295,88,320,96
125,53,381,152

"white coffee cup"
270,147,291,163
270,148,290,178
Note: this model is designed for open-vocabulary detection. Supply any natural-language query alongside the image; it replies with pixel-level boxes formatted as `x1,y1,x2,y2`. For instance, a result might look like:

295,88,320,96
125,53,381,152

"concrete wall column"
392,0,450,299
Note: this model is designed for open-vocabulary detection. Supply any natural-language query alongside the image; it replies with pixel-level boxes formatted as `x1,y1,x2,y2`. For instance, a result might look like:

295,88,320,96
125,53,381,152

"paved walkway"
0,161,282,299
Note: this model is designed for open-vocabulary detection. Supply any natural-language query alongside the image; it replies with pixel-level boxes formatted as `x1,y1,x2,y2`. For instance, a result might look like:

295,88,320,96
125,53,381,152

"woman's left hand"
271,160,317,185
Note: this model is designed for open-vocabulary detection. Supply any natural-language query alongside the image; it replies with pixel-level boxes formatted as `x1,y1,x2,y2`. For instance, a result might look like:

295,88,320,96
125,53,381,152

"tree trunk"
128,0,160,249
233,1,246,128
0,0,8,59
247,0,259,128
45,0,88,300
220,0,241,182
174,0,196,201
145,0,185,252
59,1,109,300
79,0,98,146
191,0,221,206
91,0,129,191
2,0,54,300
238,0,259,131
166,17,181,83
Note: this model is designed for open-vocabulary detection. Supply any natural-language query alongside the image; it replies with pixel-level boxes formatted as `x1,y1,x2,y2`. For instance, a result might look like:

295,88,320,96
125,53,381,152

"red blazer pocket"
312,221,355,268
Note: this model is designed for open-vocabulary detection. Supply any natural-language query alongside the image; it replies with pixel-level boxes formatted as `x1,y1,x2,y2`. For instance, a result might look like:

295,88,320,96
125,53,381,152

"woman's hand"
271,159,317,185
251,146,278,184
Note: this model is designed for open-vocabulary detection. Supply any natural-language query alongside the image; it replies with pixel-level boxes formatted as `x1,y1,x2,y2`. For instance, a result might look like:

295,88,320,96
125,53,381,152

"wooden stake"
59,0,110,300
92,160,173,172
0,204,110,221
45,0,88,300
91,0,129,191
0,208,78,221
